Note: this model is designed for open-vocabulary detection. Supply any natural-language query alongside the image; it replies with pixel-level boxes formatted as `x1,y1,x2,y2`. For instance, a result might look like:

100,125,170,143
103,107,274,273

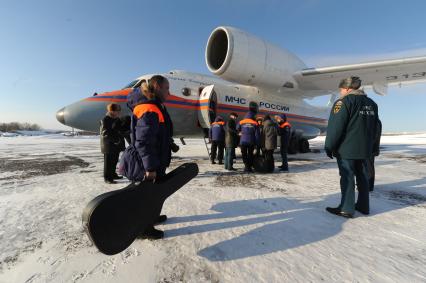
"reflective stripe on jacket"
209,121,225,141
238,118,260,146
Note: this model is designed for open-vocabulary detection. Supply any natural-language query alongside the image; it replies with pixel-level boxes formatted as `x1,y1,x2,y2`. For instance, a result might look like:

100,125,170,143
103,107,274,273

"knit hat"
245,112,256,120
249,101,259,114
214,116,224,122
278,113,287,120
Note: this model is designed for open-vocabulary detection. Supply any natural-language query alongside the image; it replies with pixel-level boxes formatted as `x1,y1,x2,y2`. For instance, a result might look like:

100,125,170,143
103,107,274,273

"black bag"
253,153,269,173
82,163,198,255
118,145,145,181
118,115,145,181
253,150,274,173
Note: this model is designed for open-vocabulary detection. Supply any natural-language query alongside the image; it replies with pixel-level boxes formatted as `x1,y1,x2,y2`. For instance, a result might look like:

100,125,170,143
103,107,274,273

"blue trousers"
336,158,370,214
225,147,235,169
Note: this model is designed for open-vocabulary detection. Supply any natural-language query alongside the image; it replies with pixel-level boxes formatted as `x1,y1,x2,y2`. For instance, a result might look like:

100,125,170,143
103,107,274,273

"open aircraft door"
198,85,217,128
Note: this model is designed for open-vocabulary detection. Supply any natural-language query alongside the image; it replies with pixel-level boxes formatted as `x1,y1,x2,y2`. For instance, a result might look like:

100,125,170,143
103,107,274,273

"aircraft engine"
205,26,306,90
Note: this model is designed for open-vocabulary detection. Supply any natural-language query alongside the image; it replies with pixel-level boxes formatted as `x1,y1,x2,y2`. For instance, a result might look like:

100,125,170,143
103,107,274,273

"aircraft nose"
56,107,66,125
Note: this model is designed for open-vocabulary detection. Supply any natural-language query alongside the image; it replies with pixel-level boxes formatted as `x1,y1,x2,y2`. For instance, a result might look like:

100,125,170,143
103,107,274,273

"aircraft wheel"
288,137,298,154
299,139,310,153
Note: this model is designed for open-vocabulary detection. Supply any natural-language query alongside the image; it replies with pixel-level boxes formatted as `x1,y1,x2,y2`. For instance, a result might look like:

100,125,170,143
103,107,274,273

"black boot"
155,215,168,225
355,204,369,215
140,226,164,240
104,179,117,184
113,174,123,180
326,207,353,218
279,164,288,171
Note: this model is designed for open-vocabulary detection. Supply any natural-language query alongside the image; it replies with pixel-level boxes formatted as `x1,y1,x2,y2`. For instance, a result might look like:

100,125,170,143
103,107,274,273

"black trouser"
367,156,376,191
337,158,370,214
104,152,119,181
264,149,275,173
280,143,289,169
211,141,225,162
240,145,255,169
356,156,376,192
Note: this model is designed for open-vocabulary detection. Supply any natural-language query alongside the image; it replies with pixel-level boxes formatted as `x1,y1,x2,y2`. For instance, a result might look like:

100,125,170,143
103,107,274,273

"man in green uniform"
325,76,380,218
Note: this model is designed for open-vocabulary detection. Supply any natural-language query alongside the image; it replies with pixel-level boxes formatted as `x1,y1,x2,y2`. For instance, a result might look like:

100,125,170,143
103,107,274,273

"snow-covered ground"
0,134,425,283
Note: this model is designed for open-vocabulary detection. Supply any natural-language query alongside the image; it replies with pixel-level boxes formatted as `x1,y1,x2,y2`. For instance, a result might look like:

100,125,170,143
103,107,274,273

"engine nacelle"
206,26,306,90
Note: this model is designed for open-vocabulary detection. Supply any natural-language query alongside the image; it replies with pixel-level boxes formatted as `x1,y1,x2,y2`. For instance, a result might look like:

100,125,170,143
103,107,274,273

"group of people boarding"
209,107,292,173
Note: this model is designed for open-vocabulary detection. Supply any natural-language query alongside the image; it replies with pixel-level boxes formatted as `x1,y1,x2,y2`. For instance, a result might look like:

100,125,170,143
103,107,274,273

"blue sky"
1,0,426,132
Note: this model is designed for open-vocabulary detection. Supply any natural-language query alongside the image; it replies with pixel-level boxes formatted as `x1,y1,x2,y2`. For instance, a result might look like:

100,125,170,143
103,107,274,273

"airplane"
56,26,426,153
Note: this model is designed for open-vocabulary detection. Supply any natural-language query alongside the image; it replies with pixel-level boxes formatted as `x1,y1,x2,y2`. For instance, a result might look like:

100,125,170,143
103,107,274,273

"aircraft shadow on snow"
380,144,426,155
162,176,426,261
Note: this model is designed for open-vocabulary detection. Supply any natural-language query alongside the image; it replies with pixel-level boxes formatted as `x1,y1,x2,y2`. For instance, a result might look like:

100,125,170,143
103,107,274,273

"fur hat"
107,103,121,112
338,76,362,89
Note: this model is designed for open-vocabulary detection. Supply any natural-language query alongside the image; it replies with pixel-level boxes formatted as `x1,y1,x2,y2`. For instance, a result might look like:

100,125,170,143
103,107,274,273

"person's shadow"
162,176,426,261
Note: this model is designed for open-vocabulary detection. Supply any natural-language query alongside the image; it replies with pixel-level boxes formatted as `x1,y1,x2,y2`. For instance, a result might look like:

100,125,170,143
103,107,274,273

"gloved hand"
325,149,333,159
171,142,180,153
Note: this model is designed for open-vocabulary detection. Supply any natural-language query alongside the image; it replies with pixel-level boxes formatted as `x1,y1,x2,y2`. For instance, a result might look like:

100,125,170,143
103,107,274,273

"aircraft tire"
288,137,298,154
298,139,310,153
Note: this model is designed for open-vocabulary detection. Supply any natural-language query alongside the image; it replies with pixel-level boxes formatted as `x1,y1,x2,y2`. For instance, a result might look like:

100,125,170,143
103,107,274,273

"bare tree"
0,122,42,132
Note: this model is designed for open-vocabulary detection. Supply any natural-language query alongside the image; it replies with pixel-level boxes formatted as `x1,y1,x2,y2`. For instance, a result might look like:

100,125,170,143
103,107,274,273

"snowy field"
0,134,425,283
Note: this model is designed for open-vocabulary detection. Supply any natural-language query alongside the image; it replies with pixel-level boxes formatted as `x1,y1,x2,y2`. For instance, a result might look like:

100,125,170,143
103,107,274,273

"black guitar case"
82,162,198,255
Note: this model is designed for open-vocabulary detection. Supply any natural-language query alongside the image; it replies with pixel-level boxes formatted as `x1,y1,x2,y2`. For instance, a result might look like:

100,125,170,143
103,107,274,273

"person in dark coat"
209,116,225,164
126,76,174,239
237,111,260,172
224,113,239,171
261,115,278,173
229,112,239,161
255,115,264,155
100,103,125,184
325,76,380,218
275,113,292,171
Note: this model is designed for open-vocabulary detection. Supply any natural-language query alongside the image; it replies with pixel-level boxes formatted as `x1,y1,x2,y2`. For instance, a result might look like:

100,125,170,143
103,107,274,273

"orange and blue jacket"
209,119,225,141
128,91,173,173
237,112,260,146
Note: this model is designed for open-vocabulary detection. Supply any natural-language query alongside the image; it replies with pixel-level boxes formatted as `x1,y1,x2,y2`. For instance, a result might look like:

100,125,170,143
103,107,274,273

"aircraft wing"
294,56,426,96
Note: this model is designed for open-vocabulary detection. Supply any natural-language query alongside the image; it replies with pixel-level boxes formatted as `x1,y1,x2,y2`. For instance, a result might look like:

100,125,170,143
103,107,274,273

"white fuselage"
56,70,330,139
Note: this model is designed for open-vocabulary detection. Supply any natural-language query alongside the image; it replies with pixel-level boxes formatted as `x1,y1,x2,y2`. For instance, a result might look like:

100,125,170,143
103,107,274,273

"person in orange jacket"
209,116,226,164
275,114,292,172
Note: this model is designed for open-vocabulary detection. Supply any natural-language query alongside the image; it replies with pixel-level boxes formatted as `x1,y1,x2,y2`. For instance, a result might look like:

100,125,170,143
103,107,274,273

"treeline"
0,122,42,132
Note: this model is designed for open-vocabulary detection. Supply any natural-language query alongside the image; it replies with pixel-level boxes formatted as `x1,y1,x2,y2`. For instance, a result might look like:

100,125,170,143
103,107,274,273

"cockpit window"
134,79,145,88
122,79,140,89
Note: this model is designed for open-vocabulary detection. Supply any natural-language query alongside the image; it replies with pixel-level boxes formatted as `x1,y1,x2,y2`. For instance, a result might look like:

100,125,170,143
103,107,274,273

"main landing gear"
288,134,310,154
